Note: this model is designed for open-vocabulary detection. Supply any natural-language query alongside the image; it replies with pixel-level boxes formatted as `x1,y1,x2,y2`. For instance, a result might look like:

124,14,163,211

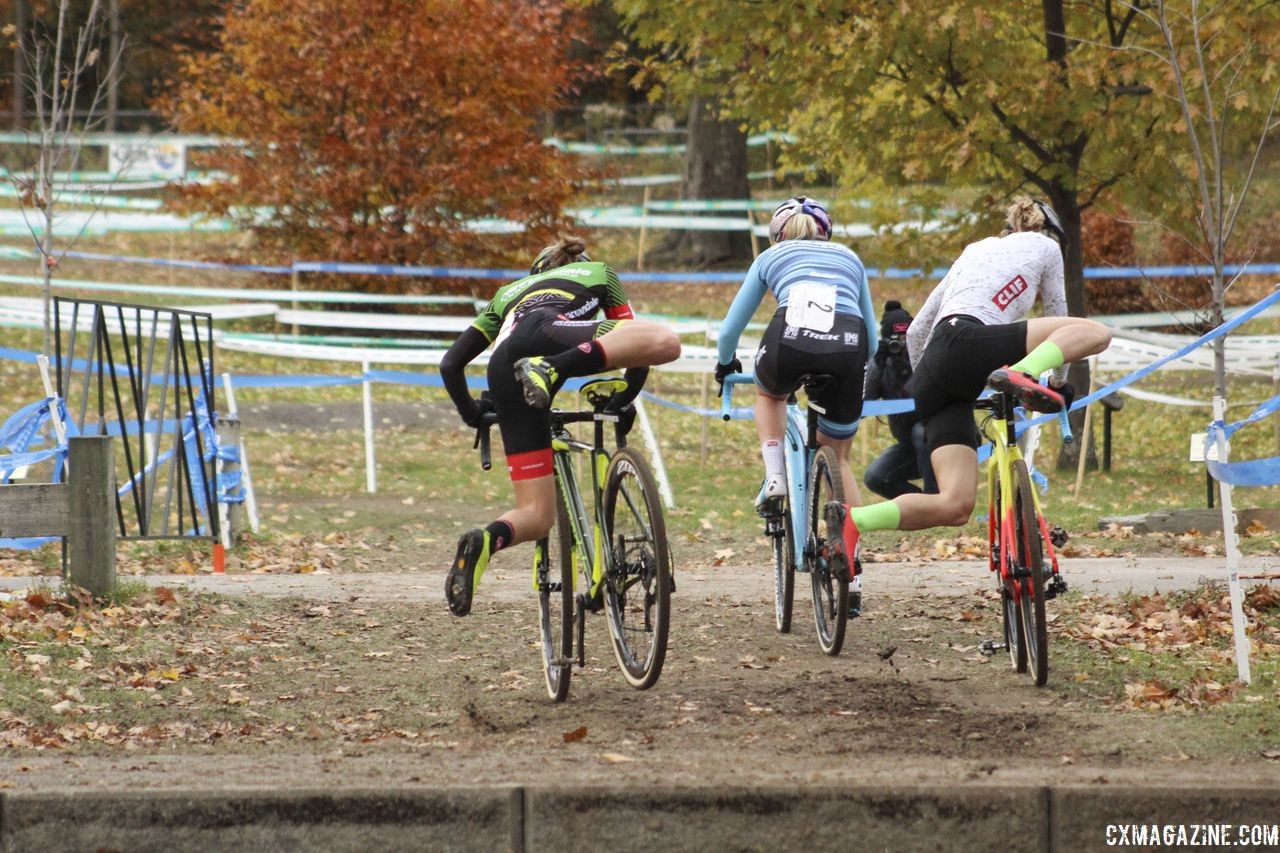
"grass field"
1,223,1278,562
1,218,1279,764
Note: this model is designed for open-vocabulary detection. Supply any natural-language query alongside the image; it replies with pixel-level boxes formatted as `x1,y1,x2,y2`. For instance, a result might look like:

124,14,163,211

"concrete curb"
3,785,1278,852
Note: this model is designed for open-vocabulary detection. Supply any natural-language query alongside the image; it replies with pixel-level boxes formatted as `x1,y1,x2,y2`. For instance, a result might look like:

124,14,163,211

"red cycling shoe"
985,367,1064,413
822,501,862,583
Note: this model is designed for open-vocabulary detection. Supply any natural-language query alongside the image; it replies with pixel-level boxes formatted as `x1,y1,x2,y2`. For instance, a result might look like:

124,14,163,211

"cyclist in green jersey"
438,237,681,616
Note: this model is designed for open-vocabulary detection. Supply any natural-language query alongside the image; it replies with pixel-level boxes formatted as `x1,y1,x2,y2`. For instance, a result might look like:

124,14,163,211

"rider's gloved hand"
1050,380,1076,413
714,358,742,397
461,395,495,429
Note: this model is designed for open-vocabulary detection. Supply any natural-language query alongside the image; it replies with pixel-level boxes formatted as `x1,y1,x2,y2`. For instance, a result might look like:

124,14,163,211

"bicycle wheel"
992,472,1027,673
1012,460,1049,686
769,502,795,634
807,445,848,656
536,482,575,702
602,446,672,689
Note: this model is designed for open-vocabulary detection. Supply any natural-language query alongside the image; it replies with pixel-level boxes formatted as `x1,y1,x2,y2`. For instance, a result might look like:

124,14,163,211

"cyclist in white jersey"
714,197,877,506
824,197,1111,573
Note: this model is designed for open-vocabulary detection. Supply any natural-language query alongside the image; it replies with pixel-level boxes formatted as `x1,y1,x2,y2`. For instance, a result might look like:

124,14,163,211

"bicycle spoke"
806,446,848,656
602,448,671,690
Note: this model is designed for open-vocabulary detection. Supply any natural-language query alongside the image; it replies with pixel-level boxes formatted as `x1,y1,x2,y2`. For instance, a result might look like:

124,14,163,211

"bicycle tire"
992,473,1027,673
807,445,848,656
536,482,575,702
770,502,796,634
602,446,672,689
1013,459,1049,686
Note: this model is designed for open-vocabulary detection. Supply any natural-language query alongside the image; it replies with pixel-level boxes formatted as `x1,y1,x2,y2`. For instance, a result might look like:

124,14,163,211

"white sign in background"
108,140,186,180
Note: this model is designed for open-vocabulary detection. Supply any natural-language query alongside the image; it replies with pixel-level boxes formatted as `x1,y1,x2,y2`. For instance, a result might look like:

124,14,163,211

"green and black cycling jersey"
470,262,633,343
439,261,636,428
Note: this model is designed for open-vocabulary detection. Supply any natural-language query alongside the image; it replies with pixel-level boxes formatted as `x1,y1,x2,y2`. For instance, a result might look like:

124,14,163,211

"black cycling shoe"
445,528,490,617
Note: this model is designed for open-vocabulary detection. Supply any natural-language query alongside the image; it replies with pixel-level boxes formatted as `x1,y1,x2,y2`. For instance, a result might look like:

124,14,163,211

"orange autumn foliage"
162,0,588,287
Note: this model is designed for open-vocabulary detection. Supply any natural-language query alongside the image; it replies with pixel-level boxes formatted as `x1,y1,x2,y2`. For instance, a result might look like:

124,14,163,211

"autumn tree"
163,0,589,279
606,0,1193,466
8,0,122,352
1117,0,1280,398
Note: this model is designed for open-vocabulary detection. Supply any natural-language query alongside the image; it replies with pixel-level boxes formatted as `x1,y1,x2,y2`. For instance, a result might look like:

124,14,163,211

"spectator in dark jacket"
863,301,938,498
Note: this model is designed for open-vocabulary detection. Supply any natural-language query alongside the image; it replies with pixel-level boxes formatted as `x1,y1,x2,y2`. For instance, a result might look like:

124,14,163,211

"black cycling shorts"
753,307,868,439
908,315,1028,453
487,308,623,478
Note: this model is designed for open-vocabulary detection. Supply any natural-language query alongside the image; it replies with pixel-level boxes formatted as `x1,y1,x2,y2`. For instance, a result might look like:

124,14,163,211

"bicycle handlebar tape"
1057,408,1073,444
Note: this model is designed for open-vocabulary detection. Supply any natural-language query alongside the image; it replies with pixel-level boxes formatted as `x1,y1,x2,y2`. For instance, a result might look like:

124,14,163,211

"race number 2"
785,282,837,333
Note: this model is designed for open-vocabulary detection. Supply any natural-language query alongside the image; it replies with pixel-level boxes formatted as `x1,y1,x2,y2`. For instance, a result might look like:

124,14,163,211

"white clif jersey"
906,231,1067,383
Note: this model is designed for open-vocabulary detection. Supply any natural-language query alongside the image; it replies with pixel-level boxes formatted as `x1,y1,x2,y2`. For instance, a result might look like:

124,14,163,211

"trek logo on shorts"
992,275,1029,310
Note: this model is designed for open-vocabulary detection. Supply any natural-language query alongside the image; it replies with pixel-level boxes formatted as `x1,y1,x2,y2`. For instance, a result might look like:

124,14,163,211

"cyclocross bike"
721,372,856,655
475,377,672,702
976,389,1072,687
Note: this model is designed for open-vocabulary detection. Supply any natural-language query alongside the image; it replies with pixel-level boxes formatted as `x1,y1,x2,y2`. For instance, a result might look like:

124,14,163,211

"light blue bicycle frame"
722,372,812,572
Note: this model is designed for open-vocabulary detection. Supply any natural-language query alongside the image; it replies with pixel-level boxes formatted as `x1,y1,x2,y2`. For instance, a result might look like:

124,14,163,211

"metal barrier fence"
52,297,220,543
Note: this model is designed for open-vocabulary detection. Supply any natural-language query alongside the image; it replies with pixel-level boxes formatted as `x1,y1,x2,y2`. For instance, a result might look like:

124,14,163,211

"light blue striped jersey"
717,240,877,364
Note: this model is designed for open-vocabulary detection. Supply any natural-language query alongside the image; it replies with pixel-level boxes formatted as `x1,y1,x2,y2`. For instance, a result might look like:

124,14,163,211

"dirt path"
4,554,1271,602
3,556,1279,796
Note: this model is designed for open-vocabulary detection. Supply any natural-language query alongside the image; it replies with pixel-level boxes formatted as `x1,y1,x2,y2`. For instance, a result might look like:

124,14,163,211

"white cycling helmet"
768,196,833,243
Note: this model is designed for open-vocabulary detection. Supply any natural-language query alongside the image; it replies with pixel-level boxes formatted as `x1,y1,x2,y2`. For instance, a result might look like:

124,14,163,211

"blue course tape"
1018,287,1280,435
62,250,292,275
0,536,57,549
228,375,363,389
13,242,1280,284
1206,455,1280,487
293,261,528,279
1221,393,1280,440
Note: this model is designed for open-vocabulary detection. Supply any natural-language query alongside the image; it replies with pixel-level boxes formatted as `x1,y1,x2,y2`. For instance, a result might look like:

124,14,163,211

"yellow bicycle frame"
980,413,1061,584
534,378,630,599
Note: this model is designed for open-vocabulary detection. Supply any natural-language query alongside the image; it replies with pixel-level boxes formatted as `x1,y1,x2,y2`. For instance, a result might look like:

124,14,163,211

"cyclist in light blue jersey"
714,197,877,505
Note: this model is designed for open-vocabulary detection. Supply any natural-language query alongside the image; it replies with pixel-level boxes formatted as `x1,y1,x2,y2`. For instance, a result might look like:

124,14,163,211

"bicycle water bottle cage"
579,376,630,410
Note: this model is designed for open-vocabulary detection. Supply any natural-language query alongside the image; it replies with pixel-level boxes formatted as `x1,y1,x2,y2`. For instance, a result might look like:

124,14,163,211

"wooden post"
290,262,301,336
67,436,116,598
636,185,651,271
362,361,377,493
1073,364,1095,499
699,371,710,469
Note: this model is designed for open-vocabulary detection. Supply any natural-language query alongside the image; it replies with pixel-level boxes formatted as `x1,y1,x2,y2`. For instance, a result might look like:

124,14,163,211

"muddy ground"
3,400,1279,794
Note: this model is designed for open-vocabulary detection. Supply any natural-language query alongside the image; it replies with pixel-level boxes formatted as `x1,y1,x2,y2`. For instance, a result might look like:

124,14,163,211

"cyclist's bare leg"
754,389,788,441
1024,317,1111,364
816,432,862,505
754,390,788,497
496,475,557,546
890,444,979,529
594,321,682,368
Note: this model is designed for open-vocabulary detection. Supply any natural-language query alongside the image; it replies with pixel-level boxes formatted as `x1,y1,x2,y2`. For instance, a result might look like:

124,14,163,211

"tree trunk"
653,94,753,267
106,0,120,132
12,0,27,130
1050,187,1099,472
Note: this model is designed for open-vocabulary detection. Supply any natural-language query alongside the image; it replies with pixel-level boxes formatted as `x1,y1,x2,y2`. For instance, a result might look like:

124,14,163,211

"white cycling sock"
761,439,784,480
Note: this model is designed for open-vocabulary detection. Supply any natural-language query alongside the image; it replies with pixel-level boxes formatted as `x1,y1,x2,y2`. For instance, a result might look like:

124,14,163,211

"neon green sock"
1009,341,1065,377
849,500,901,532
